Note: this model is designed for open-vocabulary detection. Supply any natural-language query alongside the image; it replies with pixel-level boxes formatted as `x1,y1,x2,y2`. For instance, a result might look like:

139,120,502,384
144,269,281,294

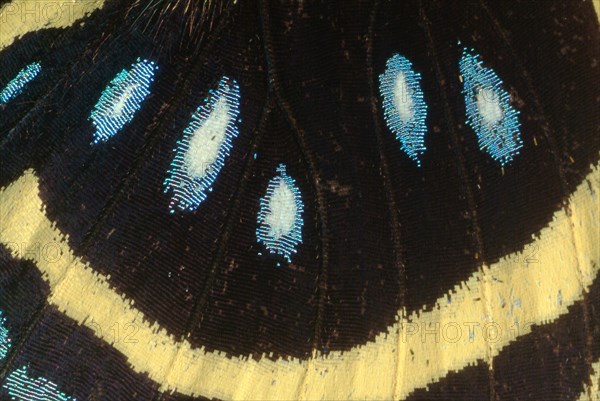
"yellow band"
0,0,105,51
0,0,598,398
1,161,598,399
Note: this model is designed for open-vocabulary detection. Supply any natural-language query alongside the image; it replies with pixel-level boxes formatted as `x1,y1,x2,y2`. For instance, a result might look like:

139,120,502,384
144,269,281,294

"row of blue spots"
0,59,155,142
0,62,41,104
1,51,523,168
89,58,157,144
1,50,520,265
379,50,522,165
459,48,523,165
0,58,305,263
0,311,76,400
256,164,304,263
379,54,428,166
163,77,241,213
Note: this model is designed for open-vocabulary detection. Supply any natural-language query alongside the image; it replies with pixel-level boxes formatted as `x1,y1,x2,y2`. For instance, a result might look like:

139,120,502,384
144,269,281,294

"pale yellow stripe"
0,1,597,399
0,0,105,51
578,360,600,401
1,162,598,400
594,0,600,22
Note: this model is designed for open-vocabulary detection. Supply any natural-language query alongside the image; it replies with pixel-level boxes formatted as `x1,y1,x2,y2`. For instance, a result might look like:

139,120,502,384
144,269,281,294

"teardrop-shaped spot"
0,310,10,361
379,54,428,166
3,366,76,401
256,164,304,263
459,48,523,165
163,77,241,213
89,58,157,144
0,62,41,104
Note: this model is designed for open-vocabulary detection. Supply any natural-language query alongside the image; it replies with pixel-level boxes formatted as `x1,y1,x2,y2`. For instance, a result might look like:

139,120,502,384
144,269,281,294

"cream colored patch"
184,95,231,179
393,71,414,121
110,84,138,117
578,359,600,401
264,180,297,239
477,88,503,126
1,160,598,400
0,0,105,51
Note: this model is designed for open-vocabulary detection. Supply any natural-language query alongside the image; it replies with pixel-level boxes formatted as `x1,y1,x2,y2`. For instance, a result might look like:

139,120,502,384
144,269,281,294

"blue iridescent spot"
89,58,157,144
256,164,304,263
3,366,76,401
0,62,41,104
459,48,523,165
164,76,241,213
379,54,428,166
0,310,11,361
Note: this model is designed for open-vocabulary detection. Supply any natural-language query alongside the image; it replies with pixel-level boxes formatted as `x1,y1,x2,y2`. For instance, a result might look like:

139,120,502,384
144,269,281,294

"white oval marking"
393,71,415,121
476,88,503,126
183,95,231,179
264,179,297,239
111,84,139,117
378,54,428,165
256,164,304,262
163,77,241,213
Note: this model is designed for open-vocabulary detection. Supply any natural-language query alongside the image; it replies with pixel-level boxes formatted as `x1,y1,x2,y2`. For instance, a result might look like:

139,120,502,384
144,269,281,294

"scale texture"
0,0,598,400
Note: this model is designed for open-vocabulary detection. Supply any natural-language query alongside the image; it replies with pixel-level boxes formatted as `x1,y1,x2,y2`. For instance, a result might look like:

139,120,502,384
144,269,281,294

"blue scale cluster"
0,310,10,361
163,77,241,213
3,366,76,401
379,54,428,166
459,49,523,165
89,58,157,144
1,312,76,400
256,164,304,263
0,62,41,104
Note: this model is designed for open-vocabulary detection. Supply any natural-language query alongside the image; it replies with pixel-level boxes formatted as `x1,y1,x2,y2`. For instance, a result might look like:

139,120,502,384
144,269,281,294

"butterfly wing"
0,0,598,400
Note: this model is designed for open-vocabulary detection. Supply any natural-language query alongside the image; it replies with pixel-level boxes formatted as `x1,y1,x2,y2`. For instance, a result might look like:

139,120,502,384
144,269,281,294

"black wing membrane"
370,0,599,399
0,0,598,400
